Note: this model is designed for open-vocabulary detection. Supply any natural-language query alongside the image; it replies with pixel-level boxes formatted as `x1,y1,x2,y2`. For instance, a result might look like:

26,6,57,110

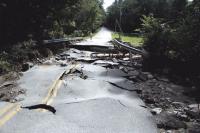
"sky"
103,0,115,10
103,0,193,10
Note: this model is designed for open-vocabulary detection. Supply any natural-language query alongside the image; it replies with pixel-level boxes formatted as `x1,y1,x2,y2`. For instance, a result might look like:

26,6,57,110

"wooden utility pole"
119,0,122,40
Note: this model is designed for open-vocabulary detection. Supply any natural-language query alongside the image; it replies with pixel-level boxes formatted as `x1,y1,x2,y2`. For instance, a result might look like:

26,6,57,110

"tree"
0,0,105,50
170,0,187,21
75,0,105,34
141,0,200,79
106,0,164,32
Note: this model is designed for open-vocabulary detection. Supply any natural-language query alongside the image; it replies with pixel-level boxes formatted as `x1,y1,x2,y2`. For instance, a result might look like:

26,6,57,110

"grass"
112,33,144,47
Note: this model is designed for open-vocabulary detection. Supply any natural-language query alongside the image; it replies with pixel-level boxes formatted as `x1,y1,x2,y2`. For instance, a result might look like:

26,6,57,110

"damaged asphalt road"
0,28,157,133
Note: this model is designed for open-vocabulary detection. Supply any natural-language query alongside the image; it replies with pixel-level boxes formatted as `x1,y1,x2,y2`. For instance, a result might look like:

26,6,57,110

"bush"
141,3,200,85
0,51,13,74
39,48,53,58
0,58,12,74
172,1,200,76
141,15,176,71
72,30,85,37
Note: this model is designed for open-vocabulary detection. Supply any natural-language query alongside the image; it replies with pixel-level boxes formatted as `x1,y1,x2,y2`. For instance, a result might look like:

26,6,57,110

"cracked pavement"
0,28,157,133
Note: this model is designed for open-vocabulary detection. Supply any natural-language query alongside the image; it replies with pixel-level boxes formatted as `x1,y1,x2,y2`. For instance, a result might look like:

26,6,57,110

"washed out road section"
0,28,157,133
17,65,66,106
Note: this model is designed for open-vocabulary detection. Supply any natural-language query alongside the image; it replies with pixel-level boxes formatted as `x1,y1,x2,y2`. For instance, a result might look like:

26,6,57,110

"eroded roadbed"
0,49,157,133
0,28,157,133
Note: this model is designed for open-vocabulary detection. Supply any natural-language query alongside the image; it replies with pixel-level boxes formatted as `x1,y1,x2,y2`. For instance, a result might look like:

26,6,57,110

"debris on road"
21,104,56,114
21,62,34,72
151,108,163,115
0,28,199,133
60,41,200,132
0,72,25,102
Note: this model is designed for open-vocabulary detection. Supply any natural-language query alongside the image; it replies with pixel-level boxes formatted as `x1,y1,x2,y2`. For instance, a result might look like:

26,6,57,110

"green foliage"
141,15,176,69
105,0,188,32
106,0,197,75
0,52,12,73
106,0,160,32
0,0,105,49
75,0,105,35
141,1,200,77
173,0,200,74
0,60,12,74
141,15,175,57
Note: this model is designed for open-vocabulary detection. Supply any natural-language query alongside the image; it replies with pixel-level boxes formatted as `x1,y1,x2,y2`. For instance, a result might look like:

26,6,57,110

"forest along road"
0,28,157,133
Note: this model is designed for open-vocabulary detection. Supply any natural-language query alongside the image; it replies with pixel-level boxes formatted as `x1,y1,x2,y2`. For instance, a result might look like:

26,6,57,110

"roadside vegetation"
106,0,200,87
0,0,105,48
112,33,144,47
0,0,105,75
